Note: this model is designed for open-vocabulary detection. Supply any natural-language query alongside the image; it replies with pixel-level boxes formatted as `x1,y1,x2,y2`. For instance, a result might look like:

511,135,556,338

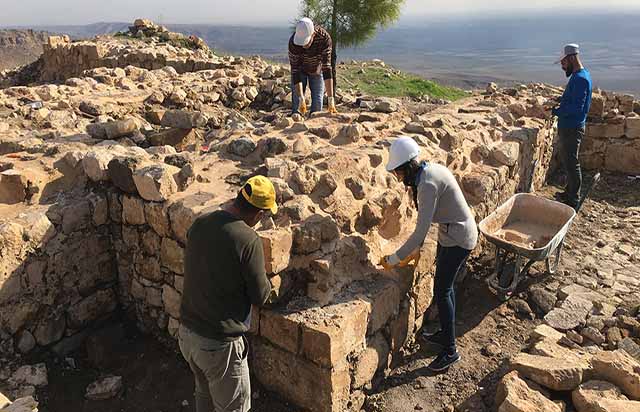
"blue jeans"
291,73,324,115
434,244,471,354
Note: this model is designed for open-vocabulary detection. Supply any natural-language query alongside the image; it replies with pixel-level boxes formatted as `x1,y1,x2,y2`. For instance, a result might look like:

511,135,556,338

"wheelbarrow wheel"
497,255,522,301
545,242,563,274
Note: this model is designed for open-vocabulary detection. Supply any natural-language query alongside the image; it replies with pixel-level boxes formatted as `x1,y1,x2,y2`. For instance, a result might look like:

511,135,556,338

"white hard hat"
294,18,314,46
386,136,421,172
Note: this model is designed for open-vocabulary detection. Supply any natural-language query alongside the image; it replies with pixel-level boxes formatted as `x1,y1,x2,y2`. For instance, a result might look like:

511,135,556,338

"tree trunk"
330,0,338,96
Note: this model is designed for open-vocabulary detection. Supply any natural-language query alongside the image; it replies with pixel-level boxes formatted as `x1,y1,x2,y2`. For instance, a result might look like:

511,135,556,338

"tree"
299,0,404,94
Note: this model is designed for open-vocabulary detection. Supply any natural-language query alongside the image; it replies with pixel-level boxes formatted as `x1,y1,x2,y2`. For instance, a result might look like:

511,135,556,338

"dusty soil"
39,171,638,412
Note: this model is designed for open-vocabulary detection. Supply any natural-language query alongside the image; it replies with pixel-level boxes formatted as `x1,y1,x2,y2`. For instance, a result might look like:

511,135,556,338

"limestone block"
168,192,216,244
625,116,640,138
135,255,162,282
61,200,91,234
133,164,179,202
352,334,390,389
0,169,28,204
162,285,181,319
259,229,292,274
511,352,586,391
604,139,640,174
82,151,113,182
496,371,563,412
364,279,401,334
260,309,300,353
121,195,146,225
589,94,605,118
292,215,340,255
572,380,640,412
300,300,369,368
337,124,363,143
148,128,202,152
530,324,564,343
587,122,625,139
492,141,520,166
592,350,640,399
107,157,143,194
252,339,351,412
9,364,48,387
161,237,184,274
161,110,207,129
145,202,171,237
544,294,593,331
85,376,123,400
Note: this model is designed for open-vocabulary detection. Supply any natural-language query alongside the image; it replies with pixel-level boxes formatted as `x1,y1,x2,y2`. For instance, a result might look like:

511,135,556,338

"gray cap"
555,43,579,64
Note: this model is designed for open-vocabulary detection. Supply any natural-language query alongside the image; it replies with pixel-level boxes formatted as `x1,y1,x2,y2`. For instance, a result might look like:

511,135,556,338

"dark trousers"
434,244,471,354
558,127,584,206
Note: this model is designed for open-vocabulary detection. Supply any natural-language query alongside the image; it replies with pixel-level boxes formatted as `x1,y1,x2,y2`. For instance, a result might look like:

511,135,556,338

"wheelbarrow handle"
574,172,601,214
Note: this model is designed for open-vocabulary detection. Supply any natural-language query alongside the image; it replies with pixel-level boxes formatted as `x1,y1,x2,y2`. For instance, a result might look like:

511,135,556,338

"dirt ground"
39,171,639,412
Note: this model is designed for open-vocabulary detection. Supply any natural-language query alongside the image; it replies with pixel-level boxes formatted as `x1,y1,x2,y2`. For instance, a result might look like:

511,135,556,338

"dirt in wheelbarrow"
363,171,640,412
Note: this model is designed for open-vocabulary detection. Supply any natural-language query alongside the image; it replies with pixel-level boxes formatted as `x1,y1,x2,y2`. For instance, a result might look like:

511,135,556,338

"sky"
1,0,639,26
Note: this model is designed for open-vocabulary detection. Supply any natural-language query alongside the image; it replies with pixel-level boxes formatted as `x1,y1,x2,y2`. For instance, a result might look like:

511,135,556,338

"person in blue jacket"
551,43,592,208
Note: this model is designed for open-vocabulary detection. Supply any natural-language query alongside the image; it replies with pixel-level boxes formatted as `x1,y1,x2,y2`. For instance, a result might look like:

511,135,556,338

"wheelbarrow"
478,173,600,301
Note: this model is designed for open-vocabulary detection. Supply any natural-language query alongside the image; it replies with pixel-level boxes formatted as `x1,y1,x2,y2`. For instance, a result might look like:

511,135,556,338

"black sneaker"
422,330,446,347
427,351,461,372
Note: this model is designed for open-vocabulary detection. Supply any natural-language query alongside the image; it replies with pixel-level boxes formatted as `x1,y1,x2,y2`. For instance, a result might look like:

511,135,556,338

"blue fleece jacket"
553,68,592,128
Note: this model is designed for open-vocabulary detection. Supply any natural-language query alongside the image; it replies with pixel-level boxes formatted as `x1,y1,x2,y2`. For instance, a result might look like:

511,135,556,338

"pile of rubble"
0,19,637,412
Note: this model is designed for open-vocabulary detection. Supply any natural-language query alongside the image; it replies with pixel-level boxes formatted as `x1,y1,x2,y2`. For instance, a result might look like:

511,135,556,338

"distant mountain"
3,11,639,94
0,29,50,71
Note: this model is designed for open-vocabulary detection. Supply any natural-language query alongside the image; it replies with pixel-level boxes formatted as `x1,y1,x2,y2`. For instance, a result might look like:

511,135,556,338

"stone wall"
0,192,119,358
581,91,640,174
38,35,229,83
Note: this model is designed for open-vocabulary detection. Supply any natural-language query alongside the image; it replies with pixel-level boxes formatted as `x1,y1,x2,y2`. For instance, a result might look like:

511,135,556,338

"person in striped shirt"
288,18,337,116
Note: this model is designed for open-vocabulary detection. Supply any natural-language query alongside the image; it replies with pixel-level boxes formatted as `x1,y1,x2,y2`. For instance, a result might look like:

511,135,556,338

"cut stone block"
496,371,563,412
0,169,28,204
259,309,300,354
168,192,216,244
300,300,369,368
252,340,350,412
161,110,207,129
161,237,184,274
572,380,640,412
259,228,292,274
121,195,146,225
133,164,179,202
148,128,203,151
82,151,113,181
107,157,143,194
544,294,593,331
587,123,625,138
162,285,181,319
592,349,640,400
511,352,586,391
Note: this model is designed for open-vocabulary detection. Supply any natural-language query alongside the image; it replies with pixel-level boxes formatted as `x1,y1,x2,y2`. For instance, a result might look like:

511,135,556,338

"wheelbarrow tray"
478,193,576,261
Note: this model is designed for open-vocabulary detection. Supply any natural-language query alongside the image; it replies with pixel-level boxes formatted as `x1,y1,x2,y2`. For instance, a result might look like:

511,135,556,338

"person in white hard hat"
288,17,337,116
380,136,478,372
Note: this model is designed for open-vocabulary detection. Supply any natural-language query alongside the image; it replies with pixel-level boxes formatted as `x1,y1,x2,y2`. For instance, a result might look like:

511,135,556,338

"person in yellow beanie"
179,175,277,412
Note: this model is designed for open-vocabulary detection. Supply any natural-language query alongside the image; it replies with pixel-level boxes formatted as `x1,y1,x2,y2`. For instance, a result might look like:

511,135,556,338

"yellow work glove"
398,249,421,267
299,98,308,115
378,256,395,270
327,96,337,114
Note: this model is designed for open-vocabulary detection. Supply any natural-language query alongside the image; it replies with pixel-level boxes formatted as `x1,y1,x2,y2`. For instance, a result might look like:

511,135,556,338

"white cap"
386,136,421,172
294,18,314,46
555,43,580,64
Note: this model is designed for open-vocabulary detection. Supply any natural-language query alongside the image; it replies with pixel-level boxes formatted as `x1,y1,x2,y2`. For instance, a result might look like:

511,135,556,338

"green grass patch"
340,66,468,101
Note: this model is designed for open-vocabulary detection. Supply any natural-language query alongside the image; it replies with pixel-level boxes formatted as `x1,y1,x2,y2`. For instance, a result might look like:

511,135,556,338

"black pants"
434,244,471,354
558,127,584,207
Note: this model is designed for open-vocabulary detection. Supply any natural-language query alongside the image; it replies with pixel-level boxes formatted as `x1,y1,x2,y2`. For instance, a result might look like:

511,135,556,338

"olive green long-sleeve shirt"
180,210,270,341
